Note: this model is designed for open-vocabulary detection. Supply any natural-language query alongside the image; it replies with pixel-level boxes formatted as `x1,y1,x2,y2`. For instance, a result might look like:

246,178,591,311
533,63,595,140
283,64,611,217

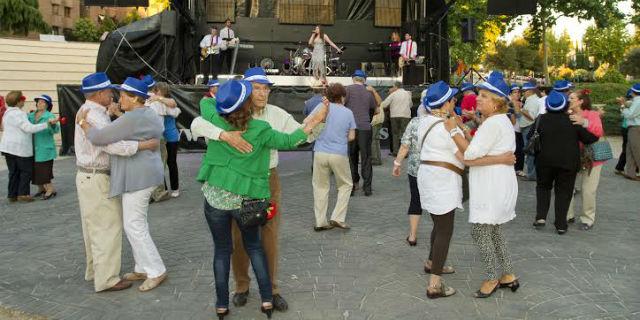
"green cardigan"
196,101,307,200
27,111,60,162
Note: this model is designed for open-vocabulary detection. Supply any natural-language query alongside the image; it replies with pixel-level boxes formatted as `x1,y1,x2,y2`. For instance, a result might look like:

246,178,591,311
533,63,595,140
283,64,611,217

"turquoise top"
623,96,640,127
27,111,59,162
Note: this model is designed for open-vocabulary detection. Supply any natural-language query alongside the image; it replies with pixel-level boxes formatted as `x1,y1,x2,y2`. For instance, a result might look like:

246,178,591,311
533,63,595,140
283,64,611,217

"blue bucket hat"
510,84,520,93
545,90,568,112
243,67,274,85
81,72,118,93
33,94,53,108
215,80,253,115
477,71,510,100
460,82,474,92
422,81,459,110
521,82,537,91
207,79,220,87
630,83,640,95
115,77,150,100
553,80,574,91
142,75,156,89
352,69,367,79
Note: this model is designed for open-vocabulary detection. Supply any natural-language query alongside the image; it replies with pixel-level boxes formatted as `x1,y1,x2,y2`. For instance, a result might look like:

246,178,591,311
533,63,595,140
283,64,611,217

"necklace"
431,109,449,118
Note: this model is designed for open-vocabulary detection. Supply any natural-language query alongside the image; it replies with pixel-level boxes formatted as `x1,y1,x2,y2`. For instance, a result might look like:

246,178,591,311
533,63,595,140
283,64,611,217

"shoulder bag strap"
419,119,445,150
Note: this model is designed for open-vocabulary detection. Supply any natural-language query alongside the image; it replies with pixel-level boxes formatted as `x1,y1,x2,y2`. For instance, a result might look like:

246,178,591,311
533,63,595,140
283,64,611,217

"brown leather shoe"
8,197,17,203
138,272,167,292
102,279,132,292
123,272,147,281
17,195,34,202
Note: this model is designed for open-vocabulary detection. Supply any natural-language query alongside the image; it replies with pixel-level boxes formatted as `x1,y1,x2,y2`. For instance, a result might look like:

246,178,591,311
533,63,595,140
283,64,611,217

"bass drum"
302,48,312,60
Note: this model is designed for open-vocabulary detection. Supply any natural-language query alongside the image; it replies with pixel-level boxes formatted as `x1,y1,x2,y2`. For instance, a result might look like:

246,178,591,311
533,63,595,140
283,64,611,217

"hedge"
574,83,630,136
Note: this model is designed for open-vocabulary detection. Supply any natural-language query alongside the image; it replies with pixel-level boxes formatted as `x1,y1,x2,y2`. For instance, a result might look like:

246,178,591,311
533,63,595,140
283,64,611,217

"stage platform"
215,74,402,87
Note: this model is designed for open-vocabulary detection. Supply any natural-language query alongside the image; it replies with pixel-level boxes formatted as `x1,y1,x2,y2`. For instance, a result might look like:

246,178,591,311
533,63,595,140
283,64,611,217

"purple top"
344,83,377,130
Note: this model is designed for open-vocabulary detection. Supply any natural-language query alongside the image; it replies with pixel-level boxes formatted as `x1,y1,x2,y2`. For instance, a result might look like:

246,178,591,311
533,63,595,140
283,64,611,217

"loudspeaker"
402,64,426,85
160,11,177,36
487,0,537,15
460,18,476,42
84,0,149,7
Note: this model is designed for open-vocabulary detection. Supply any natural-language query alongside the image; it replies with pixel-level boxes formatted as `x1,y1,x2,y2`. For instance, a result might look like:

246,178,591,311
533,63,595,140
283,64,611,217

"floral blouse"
400,116,424,177
202,182,244,210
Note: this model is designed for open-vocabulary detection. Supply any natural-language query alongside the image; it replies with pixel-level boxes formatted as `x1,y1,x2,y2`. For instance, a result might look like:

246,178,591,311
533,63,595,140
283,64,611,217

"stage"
215,74,403,87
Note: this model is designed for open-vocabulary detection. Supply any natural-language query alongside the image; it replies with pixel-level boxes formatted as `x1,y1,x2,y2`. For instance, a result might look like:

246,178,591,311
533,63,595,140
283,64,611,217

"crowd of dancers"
1,64,639,318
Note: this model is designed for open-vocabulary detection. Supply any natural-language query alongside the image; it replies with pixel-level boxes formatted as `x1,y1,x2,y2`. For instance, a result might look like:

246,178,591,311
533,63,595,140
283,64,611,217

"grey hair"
353,76,365,83
393,81,402,89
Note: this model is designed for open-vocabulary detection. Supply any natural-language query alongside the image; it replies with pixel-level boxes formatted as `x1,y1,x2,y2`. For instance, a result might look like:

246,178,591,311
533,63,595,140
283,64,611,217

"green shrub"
574,83,629,135
72,18,99,42
573,69,591,82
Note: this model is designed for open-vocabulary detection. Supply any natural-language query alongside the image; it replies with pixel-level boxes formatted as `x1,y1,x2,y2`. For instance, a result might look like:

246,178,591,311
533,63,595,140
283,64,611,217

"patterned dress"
311,36,326,79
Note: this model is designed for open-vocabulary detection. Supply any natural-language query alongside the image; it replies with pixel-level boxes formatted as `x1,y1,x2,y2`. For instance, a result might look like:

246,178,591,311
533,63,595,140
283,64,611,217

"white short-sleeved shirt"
416,115,464,215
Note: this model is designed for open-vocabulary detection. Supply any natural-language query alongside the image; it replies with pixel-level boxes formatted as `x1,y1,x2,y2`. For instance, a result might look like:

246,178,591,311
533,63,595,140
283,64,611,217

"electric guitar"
201,45,220,59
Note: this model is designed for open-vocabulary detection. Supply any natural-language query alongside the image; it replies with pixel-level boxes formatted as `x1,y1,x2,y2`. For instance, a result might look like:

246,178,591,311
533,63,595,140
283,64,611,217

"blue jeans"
203,200,272,308
521,125,537,179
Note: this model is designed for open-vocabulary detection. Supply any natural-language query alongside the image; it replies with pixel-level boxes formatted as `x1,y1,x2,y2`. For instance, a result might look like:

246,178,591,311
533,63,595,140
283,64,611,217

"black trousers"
427,210,455,275
166,141,179,190
616,127,628,171
200,54,221,83
535,164,578,231
220,49,233,74
514,132,525,171
4,153,33,198
348,129,373,192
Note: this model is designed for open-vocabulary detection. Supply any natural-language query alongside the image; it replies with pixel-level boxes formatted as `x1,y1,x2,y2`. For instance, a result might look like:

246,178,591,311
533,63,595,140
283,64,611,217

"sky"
501,0,635,46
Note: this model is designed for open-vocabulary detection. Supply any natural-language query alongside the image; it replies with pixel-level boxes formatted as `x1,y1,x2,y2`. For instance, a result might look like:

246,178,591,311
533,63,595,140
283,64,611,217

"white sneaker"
170,190,180,198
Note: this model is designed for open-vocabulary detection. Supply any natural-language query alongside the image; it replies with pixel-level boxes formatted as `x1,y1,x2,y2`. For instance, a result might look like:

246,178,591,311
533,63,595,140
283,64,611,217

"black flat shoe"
42,192,57,200
406,236,417,246
499,279,520,292
261,305,274,319
232,290,249,307
567,218,575,224
33,191,45,198
556,229,567,235
216,308,229,320
533,219,546,228
272,294,288,311
474,281,499,298
314,225,334,232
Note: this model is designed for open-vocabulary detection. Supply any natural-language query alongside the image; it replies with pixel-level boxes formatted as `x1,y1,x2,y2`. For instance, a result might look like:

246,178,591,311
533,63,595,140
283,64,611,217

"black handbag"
524,117,542,156
232,199,269,230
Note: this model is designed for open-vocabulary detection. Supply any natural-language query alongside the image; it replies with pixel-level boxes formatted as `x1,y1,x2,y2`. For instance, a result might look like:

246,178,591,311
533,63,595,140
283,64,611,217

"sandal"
475,280,499,298
426,283,456,299
138,272,167,292
123,272,147,281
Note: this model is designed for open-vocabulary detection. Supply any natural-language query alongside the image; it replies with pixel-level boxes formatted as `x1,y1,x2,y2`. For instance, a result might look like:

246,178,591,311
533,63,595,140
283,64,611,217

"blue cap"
33,94,53,108
553,80,574,91
510,84,520,92
81,72,118,93
521,82,537,91
352,69,367,79
243,67,274,85
630,83,640,95
115,77,150,100
422,81,459,110
215,80,253,115
460,82,474,92
545,90,568,112
142,75,156,89
207,79,220,87
476,71,510,100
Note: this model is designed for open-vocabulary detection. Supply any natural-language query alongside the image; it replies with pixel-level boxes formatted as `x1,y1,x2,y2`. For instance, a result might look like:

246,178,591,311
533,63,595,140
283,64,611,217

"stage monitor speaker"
460,18,477,42
160,11,177,36
487,0,537,15
84,0,149,7
403,64,426,86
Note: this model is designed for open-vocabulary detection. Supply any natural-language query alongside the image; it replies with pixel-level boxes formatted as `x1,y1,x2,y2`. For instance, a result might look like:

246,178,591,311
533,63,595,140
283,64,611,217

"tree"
583,20,630,66
484,38,540,75
620,47,640,78
72,18,100,42
0,0,49,35
546,30,572,67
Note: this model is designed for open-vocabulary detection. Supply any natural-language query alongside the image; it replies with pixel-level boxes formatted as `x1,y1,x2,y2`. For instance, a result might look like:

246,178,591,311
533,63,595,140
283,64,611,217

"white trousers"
122,186,166,278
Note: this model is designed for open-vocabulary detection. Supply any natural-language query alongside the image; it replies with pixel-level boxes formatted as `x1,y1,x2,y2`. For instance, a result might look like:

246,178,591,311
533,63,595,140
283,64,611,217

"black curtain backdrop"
57,84,425,155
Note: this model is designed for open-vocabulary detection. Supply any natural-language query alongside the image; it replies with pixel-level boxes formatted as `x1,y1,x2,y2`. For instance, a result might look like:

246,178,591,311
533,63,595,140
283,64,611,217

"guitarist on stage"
199,26,222,83
399,33,417,78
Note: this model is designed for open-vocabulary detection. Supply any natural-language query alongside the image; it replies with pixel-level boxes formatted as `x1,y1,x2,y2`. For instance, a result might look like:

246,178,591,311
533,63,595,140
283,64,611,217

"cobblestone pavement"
1,151,639,320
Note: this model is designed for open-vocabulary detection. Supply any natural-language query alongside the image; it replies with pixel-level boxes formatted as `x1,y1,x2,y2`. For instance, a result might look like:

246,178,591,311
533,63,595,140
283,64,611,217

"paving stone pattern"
0,151,639,320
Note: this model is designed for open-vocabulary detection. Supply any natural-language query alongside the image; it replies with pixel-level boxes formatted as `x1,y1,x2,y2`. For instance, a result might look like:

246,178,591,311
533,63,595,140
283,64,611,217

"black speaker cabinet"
403,64,426,85
460,18,477,42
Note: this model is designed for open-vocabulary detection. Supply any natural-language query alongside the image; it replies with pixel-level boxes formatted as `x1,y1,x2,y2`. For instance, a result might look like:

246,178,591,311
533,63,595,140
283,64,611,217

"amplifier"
402,64,426,85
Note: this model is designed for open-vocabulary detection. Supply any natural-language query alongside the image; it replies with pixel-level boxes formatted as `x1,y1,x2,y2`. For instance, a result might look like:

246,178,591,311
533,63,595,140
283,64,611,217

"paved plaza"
0,150,639,320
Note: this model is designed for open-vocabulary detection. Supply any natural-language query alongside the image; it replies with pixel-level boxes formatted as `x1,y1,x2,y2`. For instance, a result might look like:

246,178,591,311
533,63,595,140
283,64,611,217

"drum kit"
281,42,347,76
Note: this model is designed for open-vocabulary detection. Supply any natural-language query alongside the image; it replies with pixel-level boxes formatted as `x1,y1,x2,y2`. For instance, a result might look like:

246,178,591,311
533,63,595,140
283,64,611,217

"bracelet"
393,160,402,166
449,127,463,137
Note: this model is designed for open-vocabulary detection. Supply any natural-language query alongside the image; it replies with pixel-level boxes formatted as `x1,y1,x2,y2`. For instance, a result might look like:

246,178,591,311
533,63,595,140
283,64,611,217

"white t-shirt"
416,115,464,215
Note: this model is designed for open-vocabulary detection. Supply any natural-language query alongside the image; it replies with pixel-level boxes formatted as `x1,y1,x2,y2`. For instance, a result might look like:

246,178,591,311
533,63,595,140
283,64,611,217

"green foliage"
484,38,540,74
594,63,626,83
98,16,119,34
619,47,640,78
72,18,100,42
575,82,630,135
0,0,49,35
574,69,591,82
583,20,630,66
546,30,572,67
121,9,143,26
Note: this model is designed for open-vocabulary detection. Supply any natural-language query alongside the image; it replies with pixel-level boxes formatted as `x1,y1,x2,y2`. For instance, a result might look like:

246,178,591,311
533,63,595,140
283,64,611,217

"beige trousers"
151,139,169,202
312,152,353,227
567,165,602,226
76,171,123,292
625,126,640,177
